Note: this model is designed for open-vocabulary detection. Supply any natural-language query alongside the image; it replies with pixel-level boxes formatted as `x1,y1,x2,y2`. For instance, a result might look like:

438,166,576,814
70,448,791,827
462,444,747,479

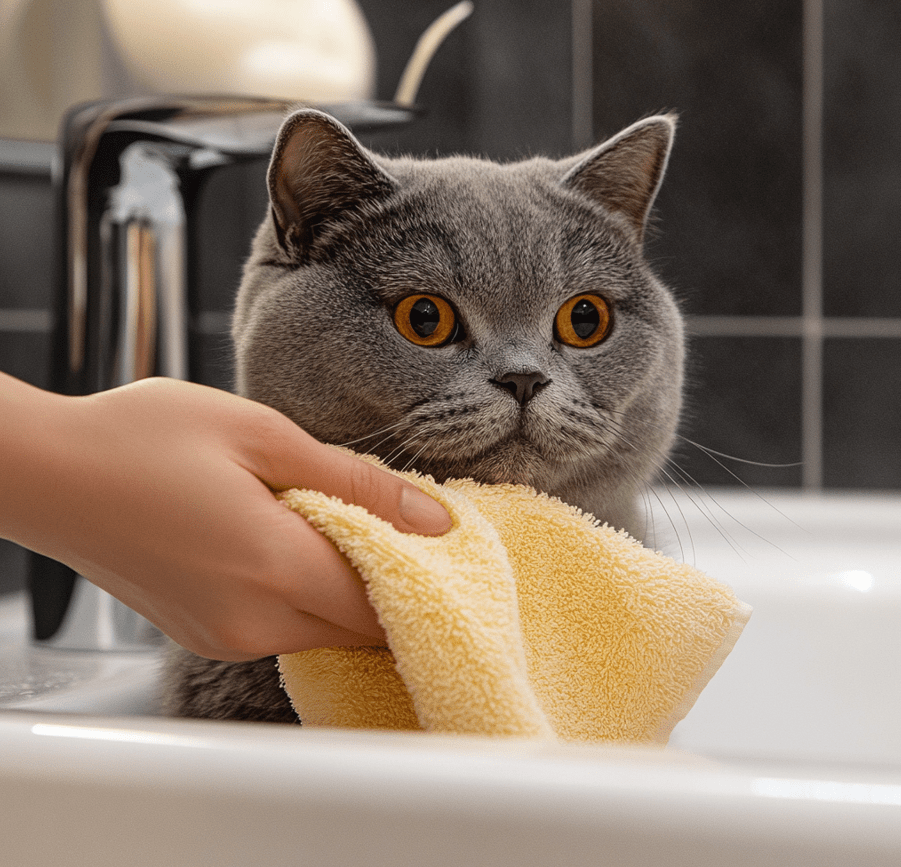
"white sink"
0,593,161,715
1,488,900,866
662,488,901,767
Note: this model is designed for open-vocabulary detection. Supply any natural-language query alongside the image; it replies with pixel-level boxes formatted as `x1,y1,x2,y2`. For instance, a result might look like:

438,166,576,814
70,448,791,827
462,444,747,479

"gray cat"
164,108,684,722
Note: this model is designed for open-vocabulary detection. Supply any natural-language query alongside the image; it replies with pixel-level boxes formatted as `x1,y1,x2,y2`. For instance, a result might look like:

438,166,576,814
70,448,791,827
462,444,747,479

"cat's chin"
402,435,571,490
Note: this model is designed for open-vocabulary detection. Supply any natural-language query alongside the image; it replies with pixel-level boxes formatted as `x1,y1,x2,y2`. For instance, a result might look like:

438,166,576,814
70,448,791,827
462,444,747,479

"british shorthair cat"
165,108,684,721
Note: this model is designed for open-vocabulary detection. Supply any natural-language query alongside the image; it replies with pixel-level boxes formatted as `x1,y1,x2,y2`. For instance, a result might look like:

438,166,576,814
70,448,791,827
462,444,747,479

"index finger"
245,409,452,536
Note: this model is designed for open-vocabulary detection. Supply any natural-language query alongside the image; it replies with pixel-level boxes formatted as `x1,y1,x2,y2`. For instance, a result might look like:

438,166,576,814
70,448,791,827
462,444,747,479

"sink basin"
1,487,900,866
1,713,900,866
661,488,901,767
0,593,161,715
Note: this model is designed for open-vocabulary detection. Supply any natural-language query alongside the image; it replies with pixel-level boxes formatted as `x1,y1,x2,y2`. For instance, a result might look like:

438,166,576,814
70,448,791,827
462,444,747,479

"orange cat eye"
393,294,457,346
555,294,612,348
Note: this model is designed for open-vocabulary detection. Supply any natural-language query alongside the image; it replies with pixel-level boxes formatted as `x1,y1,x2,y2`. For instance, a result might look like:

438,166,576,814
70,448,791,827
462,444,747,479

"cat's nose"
491,371,551,406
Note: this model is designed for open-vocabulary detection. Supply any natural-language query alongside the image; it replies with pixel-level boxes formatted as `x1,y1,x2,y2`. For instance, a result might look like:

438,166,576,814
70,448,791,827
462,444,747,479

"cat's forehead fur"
371,152,640,263
301,152,651,332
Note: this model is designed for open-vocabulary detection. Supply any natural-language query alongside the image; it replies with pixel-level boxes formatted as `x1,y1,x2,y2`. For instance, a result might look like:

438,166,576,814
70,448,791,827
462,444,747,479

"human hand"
0,375,451,660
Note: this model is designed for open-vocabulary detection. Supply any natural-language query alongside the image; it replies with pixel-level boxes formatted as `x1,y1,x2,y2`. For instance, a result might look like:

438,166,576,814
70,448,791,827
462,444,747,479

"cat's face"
233,110,684,537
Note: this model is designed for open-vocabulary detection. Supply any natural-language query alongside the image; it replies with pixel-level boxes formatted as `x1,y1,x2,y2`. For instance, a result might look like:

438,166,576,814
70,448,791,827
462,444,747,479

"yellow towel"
277,456,751,744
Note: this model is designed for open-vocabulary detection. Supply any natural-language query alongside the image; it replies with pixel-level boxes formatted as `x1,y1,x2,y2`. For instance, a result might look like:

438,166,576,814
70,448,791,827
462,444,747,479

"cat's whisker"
636,485,658,552
644,482,688,564
678,436,803,469
581,413,696,558
382,432,438,473
381,439,416,468
336,419,411,449
600,404,804,549
598,411,752,562
663,456,798,562
656,462,750,563
373,435,413,462
352,422,427,465
676,438,808,534
400,442,431,474
653,467,711,564
656,445,774,563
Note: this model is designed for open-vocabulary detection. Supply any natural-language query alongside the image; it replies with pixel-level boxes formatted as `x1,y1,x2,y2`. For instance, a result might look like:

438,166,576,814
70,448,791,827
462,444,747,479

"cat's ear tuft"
268,109,396,259
561,114,676,244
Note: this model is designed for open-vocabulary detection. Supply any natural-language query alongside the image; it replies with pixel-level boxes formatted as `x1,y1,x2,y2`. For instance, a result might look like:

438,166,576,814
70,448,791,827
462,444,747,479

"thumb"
314,443,453,536
246,409,452,536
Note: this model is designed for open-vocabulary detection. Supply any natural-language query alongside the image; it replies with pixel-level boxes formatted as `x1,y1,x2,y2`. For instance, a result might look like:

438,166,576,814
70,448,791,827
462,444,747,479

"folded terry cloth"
277,456,751,744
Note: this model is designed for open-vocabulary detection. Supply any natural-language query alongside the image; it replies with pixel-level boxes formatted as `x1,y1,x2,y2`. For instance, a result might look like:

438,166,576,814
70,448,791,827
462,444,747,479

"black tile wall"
357,0,576,160
676,335,804,489
193,160,269,315
0,542,27,596
591,0,805,319
824,338,901,488
823,0,901,319
0,170,54,311
355,0,475,156
0,157,54,393
460,0,575,160
0,330,51,389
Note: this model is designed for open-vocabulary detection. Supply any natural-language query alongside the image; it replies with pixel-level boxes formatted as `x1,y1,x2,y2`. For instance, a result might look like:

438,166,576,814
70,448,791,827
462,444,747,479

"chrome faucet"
29,96,416,650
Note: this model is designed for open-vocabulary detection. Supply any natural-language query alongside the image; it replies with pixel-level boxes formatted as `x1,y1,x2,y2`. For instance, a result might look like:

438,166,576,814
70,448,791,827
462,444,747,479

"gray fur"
165,110,685,722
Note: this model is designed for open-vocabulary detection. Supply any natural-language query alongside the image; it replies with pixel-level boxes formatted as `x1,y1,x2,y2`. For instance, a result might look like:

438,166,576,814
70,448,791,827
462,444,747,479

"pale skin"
0,372,451,661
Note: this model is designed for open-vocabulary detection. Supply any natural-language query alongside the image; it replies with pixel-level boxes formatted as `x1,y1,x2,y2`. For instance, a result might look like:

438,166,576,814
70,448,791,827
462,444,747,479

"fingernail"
399,486,452,535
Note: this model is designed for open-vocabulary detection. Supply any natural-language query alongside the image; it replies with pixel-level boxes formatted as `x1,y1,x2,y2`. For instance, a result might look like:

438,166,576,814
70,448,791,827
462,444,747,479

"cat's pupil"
410,298,440,337
571,299,600,338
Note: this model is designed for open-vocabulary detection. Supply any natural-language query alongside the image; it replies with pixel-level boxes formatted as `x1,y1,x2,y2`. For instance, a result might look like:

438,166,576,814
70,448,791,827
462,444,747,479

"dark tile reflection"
190,329,235,393
673,335,803,488
0,331,51,388
823,0,901,318
824,338,901,487
592,0,804,318
0,540,27,595
194,160,269,314
0,173,53,308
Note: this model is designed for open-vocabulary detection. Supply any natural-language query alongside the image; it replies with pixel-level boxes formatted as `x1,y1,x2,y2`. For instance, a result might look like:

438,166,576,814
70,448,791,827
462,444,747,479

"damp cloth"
277,456,751,743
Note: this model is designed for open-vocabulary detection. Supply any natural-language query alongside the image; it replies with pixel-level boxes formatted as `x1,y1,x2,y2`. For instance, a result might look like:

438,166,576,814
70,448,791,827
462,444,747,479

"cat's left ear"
561,114,676,244
267,108,397,259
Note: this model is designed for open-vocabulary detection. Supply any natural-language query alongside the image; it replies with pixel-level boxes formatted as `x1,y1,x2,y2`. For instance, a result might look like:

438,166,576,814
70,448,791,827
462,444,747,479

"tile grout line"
7,307,901,339
0,308,237,335
801,0,825,491
685,316,901,338
0,309,53,332
571,0,595,152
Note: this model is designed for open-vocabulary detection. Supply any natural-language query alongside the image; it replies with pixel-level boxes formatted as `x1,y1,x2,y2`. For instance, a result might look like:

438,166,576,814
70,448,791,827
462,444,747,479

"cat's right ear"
267,109,397,260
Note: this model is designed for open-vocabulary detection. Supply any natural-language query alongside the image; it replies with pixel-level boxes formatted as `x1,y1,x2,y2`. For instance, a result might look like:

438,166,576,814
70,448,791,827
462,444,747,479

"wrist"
0,373,84,558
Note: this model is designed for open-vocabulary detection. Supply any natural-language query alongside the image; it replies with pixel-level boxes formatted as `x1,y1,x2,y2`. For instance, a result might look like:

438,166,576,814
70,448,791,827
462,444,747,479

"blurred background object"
0,0,107,141
100,0,375,105
0,0,376,141
1,0,899,597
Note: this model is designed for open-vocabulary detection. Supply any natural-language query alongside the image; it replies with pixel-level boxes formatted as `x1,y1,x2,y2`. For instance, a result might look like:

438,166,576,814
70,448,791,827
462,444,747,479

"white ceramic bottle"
100,0,375,103
0,0,376,140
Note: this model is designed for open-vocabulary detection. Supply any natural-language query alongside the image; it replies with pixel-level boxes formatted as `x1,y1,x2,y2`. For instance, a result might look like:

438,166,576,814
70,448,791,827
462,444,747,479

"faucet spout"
103,141,190,386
